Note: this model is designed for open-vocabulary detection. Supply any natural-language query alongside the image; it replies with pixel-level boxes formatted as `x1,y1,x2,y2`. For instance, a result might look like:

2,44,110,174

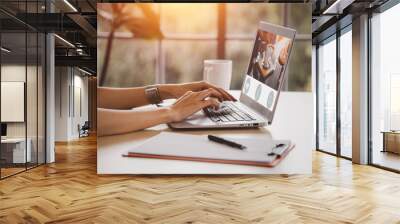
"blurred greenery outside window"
98,3,311,91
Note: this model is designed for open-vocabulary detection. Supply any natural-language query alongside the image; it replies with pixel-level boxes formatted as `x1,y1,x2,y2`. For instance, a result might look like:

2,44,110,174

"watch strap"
145,85,162,105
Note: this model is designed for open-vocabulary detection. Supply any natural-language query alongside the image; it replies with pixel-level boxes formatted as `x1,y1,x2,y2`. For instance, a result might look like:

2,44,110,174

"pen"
207,135,246,150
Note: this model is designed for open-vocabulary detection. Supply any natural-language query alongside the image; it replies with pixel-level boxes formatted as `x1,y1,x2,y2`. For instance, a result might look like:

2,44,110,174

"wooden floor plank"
0,135,400,224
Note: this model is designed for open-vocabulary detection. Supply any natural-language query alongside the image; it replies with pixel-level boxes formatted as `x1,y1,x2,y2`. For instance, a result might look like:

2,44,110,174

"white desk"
1,138,32,163
98,91,314,174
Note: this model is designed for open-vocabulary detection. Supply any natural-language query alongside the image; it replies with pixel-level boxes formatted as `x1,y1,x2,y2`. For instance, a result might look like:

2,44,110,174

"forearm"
98,87,148,109
98,85,180,109
97,107,173,136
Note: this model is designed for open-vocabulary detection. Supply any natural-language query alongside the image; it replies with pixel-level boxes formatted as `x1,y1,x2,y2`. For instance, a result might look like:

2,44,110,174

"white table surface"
1,138,26,143
98,91,314,174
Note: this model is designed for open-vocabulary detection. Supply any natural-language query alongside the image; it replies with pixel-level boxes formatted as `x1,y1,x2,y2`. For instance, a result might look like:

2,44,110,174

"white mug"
203,59,232,90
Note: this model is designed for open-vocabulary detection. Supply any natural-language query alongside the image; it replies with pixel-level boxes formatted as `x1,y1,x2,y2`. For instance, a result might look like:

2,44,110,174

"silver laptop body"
169,21,296,129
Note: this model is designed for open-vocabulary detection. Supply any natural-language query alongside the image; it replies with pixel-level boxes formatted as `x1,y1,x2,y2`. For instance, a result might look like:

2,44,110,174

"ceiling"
0,0,97,74
312,0,390,43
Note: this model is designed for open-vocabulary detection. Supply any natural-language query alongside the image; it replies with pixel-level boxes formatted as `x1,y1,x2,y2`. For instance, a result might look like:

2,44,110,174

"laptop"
169,21,296,129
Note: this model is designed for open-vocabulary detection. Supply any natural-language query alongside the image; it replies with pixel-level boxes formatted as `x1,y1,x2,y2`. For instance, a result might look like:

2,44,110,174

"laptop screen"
242,28,294,111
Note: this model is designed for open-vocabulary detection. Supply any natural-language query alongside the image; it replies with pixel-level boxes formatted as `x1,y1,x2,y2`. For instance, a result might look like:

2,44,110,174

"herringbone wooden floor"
1,135,400,224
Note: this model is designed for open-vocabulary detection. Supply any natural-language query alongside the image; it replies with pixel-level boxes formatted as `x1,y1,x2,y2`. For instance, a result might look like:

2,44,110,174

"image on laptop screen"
242,29,293,110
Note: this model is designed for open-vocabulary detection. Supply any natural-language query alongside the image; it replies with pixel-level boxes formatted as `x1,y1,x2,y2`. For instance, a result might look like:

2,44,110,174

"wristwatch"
145,85,162,105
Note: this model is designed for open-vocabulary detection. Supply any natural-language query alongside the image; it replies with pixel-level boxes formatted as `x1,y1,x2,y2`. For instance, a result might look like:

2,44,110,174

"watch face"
267,91,274,108
255,84,262,101
243,77,251,94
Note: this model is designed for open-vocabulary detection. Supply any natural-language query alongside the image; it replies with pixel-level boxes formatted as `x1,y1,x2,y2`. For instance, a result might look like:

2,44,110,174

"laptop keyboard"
204,102,256,123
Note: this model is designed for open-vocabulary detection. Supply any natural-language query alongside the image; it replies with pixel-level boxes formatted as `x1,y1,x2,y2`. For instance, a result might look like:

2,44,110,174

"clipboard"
122,132,294,168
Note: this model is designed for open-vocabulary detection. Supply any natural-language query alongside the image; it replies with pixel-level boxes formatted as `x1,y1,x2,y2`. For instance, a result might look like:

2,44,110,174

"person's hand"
167,89,220,122
159,81,236,102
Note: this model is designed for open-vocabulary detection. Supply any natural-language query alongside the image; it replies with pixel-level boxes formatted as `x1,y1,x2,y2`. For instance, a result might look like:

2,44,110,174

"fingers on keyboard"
205,104,255,122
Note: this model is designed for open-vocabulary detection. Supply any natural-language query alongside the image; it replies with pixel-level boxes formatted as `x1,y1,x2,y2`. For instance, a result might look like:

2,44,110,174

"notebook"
123,132,294,167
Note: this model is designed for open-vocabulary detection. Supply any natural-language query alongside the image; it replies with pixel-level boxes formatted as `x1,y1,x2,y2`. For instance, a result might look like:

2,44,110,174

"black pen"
207,135,246,150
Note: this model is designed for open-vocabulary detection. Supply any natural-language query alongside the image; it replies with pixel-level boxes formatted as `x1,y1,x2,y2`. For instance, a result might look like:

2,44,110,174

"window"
97,38,157,87
371,3,400,171
317,37,337,154
316,23,353,159
340,29,352,158
0,1,46,179
164,40,217,84
390,75,400,130
161,4,217,35
288,40,312,91
226,4,282,35
98,3,311,91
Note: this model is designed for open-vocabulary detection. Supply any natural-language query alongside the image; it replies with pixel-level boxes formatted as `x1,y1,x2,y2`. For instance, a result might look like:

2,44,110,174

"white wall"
55,67,70,141
1,82,25,122
54,67,89,141
1,63,46,164
1,66,25,127
1,65,39,138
